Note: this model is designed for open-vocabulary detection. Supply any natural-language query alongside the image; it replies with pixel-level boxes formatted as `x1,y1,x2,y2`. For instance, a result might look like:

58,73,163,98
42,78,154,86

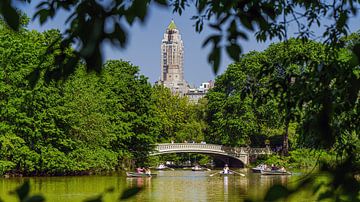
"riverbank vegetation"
206,34,359,200
0,19,209,176
254,149,337,169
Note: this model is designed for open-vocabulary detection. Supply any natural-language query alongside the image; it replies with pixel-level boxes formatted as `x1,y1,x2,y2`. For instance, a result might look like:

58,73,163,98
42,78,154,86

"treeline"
206,36,359,161
0,22,206,176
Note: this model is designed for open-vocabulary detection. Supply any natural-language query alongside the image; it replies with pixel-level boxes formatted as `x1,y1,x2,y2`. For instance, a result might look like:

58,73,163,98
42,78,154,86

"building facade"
157,20,189,95
187,81,214,103
157,20,214,102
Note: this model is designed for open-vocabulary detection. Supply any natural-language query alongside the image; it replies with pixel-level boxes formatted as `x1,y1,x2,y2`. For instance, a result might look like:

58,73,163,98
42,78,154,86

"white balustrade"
153,143,271,157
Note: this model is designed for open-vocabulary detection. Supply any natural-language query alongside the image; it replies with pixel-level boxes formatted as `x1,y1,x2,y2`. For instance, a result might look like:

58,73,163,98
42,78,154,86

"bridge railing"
155,143,223,152
249,147,272,155
154,143,271,156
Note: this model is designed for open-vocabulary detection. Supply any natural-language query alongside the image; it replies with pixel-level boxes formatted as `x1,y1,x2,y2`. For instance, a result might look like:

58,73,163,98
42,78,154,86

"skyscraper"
158,20,188,95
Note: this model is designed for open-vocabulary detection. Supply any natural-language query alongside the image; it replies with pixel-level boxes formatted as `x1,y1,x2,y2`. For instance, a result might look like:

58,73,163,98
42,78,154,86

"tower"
159,20,188,95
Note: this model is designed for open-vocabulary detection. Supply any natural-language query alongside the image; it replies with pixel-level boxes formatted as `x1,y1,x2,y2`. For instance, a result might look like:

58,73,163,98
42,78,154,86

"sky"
20,2,360,86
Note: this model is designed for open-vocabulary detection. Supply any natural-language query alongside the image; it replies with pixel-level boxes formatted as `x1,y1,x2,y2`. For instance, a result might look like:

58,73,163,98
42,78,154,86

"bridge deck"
154,143,271,155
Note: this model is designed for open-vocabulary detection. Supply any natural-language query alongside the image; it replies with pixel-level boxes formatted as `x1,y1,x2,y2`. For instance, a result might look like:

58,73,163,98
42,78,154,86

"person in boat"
279,166,286,172
223,164,230,174
136,167,144,173
145,167,151,175
271,164,279,171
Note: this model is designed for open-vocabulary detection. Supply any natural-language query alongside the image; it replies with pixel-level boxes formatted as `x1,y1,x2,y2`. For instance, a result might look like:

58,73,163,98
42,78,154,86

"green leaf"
0,1,20,31
202,35,221,48
84,195,103,202
119,187,142,200
34,9,50,25
317,190,333,200
24,195,45,202
226,44,241,61
239,16,254,31
264,184,290,201
14,181,30,201
154,0,168,6
208,46,221,74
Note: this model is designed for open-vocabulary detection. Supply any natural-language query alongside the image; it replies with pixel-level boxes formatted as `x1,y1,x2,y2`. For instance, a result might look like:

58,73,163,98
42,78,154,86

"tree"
208,38,359,200
206,51,285,147
0,23,160,175
152,85,207,143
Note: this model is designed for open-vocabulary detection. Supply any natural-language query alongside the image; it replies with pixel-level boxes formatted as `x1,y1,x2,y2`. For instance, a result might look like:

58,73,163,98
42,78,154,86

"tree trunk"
282,118,289,156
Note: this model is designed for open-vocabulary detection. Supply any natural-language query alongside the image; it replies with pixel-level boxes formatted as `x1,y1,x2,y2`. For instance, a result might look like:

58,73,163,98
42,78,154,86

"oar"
209,172,220,177
229,169,245,177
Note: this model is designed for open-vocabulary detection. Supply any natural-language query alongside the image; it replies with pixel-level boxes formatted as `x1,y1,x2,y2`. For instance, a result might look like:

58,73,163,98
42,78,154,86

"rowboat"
251,164,267,173
155,164,168,170
192,166,205,171
126,172,157,177
260,170,292,175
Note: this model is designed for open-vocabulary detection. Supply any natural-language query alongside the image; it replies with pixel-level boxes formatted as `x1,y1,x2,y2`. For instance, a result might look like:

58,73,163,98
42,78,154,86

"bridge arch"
151,143,272,167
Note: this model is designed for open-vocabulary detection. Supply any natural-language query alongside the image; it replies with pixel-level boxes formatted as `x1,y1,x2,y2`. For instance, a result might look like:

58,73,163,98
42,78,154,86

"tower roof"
167,20,177,30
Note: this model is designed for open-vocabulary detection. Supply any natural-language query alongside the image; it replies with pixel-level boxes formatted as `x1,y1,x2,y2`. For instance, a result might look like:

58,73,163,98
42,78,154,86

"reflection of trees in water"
236,174,249,195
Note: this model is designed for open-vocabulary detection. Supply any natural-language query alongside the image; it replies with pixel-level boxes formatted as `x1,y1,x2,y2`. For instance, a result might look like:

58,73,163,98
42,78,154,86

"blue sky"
20,2,360,86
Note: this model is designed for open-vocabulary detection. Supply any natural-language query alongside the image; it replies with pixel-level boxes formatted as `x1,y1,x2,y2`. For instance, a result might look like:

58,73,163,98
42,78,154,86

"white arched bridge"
151,143,271,166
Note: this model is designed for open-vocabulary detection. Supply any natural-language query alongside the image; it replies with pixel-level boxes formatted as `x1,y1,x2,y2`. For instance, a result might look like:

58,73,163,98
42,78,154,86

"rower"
223,164,229,174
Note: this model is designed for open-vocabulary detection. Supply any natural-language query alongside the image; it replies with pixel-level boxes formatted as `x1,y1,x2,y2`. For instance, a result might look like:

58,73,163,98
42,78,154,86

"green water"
0,169,314,202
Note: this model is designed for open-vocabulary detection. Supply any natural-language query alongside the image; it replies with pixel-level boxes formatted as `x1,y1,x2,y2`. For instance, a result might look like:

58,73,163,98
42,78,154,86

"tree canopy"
0,24,159,175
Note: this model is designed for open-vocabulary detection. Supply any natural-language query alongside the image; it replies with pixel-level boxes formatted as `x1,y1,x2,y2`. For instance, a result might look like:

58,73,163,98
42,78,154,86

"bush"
0,160,15,175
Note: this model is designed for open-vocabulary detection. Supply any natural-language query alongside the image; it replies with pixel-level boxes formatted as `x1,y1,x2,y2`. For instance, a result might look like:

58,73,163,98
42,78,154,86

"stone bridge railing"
154,143,271,156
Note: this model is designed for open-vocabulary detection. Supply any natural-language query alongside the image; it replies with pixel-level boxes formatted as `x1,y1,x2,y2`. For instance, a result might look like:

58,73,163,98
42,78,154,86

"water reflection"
223,176,228,202
126,177,152,188
0,169,308,202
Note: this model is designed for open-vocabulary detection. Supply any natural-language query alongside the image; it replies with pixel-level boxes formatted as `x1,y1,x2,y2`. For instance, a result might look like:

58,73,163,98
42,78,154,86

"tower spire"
167,19,177,30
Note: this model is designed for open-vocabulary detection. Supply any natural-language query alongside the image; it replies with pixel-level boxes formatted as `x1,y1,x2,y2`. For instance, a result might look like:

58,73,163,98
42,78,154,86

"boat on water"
192,165,207,171
251,164,267,173
260,170,292,175
155,164,168,170
126,172,157,177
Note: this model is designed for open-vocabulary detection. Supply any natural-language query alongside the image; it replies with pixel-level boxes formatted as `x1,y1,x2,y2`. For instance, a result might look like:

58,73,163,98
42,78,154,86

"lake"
0,169,314,202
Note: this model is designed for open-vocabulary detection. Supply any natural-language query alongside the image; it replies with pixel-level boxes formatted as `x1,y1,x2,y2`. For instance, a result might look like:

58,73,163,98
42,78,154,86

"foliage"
249,39,360,201
256,149,335,169
0,24,160,175
152,85,207,143
208,37,360,201
206,50,287,147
